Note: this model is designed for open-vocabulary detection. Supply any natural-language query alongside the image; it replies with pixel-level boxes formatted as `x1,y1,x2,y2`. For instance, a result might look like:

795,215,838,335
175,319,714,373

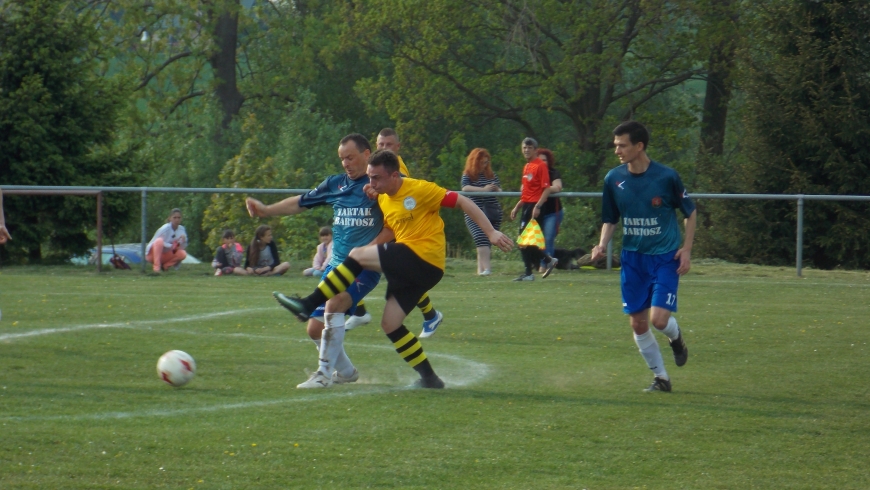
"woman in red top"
509,137,559,281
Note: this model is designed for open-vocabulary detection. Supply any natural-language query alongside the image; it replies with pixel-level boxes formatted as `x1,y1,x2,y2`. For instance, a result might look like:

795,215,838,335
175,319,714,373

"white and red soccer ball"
157,350,196,387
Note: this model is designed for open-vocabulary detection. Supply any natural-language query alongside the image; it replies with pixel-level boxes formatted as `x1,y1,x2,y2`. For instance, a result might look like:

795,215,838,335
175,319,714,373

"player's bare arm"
246,195,304,218
591,223,617,262
674,210,697,275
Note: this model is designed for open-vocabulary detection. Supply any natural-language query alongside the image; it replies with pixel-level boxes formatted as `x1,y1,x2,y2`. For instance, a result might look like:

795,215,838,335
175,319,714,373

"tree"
708,0,870,269
348,0,704,187
80,0,376,257
697,0,739,157
0,0,141,263
202,93,349,262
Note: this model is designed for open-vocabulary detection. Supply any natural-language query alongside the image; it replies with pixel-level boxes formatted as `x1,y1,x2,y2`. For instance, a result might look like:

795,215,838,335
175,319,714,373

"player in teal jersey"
591,121,697,393
246,133,388,389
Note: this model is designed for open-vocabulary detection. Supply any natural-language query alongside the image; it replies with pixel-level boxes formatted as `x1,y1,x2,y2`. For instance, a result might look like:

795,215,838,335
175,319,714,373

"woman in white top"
146,208,188,272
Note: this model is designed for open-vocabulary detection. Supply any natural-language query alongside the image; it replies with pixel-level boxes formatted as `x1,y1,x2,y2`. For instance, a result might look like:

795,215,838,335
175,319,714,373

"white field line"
3,389,396,422
1,310,490,422
682,278,870,288
0,308,273,341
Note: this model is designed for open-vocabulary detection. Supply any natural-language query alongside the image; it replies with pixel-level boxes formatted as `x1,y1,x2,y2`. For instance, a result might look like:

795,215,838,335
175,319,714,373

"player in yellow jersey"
345,128,444,338
276,149,513,388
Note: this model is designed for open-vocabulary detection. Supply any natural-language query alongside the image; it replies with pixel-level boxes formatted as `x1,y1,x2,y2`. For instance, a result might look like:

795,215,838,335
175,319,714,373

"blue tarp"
70,243,200,266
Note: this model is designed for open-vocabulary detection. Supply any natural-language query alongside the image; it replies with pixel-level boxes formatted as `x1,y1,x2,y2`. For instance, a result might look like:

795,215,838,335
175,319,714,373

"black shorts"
378,242,444,315
518,202,537,235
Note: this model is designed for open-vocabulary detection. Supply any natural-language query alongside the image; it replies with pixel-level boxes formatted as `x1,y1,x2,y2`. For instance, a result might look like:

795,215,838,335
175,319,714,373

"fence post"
606,240,613,270
141,189,147,273
796,195,804,277
96,192,103,273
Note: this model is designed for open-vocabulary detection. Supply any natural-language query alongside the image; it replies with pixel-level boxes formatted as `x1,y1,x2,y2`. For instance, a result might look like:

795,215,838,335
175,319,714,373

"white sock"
334,348,354,377
634,330,668,379
319,313,348,376
659,316,680,340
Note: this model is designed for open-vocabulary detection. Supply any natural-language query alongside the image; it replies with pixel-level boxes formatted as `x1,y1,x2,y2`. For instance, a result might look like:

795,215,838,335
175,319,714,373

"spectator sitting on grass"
303,227,333,276
212,229,248,276
245,225,291,276
145,208,187,273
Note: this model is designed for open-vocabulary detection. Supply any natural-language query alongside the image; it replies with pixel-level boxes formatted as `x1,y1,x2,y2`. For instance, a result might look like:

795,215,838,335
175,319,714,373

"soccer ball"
157,350,196,387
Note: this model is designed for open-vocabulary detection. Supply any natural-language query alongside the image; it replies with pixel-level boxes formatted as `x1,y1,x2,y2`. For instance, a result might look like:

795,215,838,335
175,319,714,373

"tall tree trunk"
699,45,734,156
208,3,244,132
699,1,738,156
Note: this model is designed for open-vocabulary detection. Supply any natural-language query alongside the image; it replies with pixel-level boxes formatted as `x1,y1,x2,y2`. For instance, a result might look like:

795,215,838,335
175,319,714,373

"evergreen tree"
0,0,141,262
709,0,870,268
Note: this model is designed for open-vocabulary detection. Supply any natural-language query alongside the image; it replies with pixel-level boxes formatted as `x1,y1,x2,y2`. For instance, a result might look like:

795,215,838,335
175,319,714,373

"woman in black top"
245,225,291,276
536,148,563,272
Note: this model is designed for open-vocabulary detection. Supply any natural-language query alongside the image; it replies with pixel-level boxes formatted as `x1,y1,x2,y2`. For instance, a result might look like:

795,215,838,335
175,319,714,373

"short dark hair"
221,229,235,239
522,137,538,148
613,121,650,150
368,149,401,174
340,133,372,153
378,128,399,141
319,226,331,237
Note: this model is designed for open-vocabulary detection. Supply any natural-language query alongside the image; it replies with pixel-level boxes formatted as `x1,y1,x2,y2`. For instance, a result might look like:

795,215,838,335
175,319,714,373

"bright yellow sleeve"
398,155,411,178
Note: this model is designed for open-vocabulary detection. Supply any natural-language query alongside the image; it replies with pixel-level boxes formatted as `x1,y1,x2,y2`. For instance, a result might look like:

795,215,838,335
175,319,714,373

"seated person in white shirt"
145,208,187,272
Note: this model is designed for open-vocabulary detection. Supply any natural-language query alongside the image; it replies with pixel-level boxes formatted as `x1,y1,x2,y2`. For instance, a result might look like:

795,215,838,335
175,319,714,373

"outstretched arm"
455,194,513,252
246,195,305,218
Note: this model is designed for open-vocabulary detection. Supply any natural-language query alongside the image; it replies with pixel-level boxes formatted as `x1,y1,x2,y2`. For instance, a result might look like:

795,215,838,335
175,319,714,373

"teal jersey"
299,174,384,267
601,161,695,255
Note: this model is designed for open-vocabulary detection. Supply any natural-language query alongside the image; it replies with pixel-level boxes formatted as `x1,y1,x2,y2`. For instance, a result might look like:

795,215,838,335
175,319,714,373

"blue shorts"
311,265,381,319
620,249,680,314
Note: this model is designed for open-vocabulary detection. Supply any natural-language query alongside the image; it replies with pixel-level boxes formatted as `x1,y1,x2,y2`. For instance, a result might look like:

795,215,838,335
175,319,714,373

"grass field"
1,260,869,489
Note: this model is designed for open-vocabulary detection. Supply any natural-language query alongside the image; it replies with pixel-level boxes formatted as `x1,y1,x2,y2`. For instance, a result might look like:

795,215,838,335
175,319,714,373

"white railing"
3,185,869,276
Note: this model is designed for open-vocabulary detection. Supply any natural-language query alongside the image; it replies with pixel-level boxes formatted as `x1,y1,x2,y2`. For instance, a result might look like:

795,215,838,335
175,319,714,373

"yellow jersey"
398,155,411,177
378,177,447,270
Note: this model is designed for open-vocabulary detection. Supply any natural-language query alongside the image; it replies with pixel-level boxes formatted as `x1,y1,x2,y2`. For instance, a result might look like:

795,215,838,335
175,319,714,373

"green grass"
1,260,869,489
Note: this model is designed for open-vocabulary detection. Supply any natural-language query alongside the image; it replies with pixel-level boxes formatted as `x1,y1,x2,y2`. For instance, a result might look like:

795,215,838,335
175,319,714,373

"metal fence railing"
3,185,869,276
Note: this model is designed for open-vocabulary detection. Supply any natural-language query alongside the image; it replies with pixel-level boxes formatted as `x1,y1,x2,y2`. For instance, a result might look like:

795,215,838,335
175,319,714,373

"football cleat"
332,368,360,384
644,376,672,393
410,375,445,389
345,312,372,330
420,310,443,338
669,333,688,367
273,291,310,322
297,371,332,389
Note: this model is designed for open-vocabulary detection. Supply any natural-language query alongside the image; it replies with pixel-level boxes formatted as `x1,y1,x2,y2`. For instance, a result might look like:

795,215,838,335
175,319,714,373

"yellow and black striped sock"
354,300,367,317
386,325,436,378
417,293,436,321
301,258,364,310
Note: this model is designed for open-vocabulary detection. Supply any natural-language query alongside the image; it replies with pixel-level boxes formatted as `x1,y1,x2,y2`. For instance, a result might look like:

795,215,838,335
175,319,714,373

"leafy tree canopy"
0,0,142,262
